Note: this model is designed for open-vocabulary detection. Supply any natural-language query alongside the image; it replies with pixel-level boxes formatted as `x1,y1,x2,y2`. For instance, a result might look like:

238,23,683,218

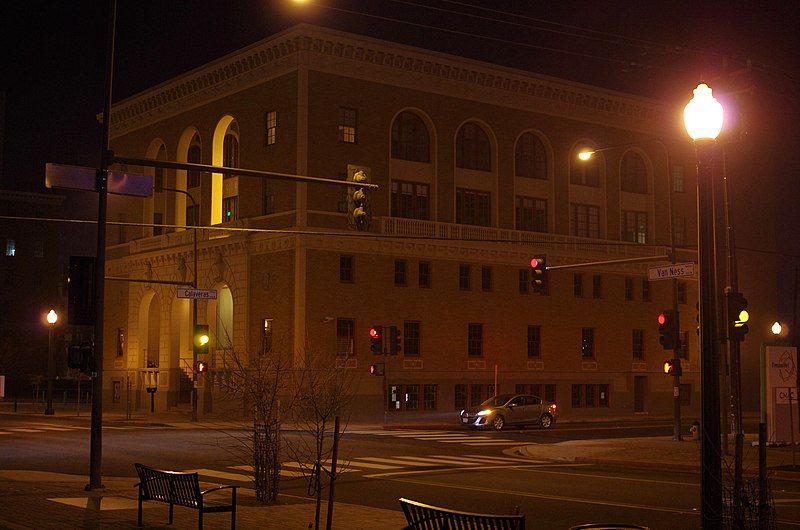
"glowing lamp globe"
684,83,723,141
46,309,58,325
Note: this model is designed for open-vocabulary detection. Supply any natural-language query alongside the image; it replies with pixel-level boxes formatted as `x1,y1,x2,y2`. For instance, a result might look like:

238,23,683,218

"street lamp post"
45,309,58,416
684,82,724,529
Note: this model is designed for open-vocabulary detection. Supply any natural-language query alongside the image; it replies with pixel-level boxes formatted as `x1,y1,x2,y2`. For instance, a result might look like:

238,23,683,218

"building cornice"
110,24,669,138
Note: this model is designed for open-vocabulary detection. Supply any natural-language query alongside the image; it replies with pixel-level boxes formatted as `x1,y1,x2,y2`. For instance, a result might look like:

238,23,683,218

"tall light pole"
684,82,724,529
44,309,58,416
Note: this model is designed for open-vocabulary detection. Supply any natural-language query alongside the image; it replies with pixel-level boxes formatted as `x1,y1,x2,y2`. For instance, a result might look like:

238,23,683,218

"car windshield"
480,394,514,407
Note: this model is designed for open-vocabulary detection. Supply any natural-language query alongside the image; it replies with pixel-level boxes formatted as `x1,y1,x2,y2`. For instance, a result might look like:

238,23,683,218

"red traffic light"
530,258,540,268
369,327,381,339
657,313,666,326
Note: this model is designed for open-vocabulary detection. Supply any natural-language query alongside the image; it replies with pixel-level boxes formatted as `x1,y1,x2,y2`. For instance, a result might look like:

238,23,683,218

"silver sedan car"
460,394,557,430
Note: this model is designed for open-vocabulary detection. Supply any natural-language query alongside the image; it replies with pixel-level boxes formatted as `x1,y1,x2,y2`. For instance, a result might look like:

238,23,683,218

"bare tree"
285,349,357,530
216,328,294,503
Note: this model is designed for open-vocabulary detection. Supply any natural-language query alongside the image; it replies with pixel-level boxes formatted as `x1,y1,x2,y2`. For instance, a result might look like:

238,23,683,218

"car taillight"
550,403,557,411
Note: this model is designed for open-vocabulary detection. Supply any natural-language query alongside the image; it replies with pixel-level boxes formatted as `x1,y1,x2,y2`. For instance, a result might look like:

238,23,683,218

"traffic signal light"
389,325,402,355
194,360,209,374
727,291,749,342
67,342,94,373
658,310,678,350
530,256,548,293
369,325,384,355
663,358,682,377
194,324,210,354
347,169,371,231
369,363,385,376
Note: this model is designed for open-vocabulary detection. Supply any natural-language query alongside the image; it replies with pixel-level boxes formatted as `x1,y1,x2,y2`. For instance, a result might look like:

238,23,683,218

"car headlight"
476,409,492,417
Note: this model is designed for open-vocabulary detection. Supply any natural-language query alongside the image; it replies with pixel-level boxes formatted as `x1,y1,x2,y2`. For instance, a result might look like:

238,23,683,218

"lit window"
338,107,357,143
5,239,15,256
265,110,277,146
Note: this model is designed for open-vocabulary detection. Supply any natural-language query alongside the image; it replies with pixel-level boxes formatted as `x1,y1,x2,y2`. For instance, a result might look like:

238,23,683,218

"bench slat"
400,498,524,530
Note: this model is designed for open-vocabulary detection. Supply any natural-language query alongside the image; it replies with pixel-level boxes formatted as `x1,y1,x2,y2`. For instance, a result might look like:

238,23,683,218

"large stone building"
100,24,773,422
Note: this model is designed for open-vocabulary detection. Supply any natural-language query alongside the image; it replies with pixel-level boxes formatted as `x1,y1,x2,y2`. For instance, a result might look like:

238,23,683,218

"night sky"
2,1,799,312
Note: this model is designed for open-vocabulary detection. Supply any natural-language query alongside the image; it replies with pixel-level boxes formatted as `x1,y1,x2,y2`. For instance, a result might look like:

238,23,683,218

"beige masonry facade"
99,24,740,422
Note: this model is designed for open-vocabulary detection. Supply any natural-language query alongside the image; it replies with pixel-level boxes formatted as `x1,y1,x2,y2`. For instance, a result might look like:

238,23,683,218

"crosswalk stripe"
345,460,402,470
463,454,530,463
392,456,475,466
5,428,45,433
27,426,75,432
0,431,11,435
357,456,439,467
436,437,494,442
463,441,522,446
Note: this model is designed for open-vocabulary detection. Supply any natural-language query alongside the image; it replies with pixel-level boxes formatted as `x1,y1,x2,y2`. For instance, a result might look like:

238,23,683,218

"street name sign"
648,262,695,281
177,288,218,300
46,163,153,197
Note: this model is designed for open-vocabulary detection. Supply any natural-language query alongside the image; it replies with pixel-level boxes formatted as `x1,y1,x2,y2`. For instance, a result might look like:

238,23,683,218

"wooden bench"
400,497,525,530
134,463,238,529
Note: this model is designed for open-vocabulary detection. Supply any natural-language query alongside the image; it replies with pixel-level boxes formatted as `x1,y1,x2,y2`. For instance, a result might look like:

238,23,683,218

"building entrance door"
634,376,647,413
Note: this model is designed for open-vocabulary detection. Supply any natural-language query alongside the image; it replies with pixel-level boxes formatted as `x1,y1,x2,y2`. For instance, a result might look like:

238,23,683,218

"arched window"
222,122,239,176
456,122,491,171
621,152,647,194
515,133,547,179
187,134,202,188
391,111,430,162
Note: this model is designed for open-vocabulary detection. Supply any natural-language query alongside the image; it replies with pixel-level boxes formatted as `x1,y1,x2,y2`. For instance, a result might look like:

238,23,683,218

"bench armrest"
201,484,239,496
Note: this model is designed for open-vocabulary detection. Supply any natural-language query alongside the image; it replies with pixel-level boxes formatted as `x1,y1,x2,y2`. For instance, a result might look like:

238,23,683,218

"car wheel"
491,415,505,430
539,413,553,429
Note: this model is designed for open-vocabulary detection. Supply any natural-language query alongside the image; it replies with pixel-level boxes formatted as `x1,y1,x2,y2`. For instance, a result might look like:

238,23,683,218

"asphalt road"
1,414,799,529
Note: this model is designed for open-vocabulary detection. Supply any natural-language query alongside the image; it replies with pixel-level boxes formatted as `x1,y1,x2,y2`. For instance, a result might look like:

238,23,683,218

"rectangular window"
518,269,529,294
455,384,467,409
573,274,583,297
642,279,651,301
34,240,44,258
405,385,420,411
389,385,402,411
672,165,685,192
622,210,647,244
468,323,483,357
116,328,125,358
153,212,163,236
527,325,541,358
261,318,273,354
470,384,484,406
264,110,277,146
418,262,431,288
338,107,357,143
391,180,430,220
530,384,542,398
545,384,557,404
625,277,634,301
423,384,437,411
599,384,610,407
677,282,687,304
570,204,599,238
674,216,686,246
335,318,354,356
585,384,597,407
581,327,594,358
339,255,354,283
481,266,492,292
571,384,582,408
186,204,200,227
678,331,689,360
632,329,644,359
404,321,420,356
459,264,471,291
394,260,407,286
456,188,490,227
222,196,239,222
592,275,602,299
515,196,547,232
